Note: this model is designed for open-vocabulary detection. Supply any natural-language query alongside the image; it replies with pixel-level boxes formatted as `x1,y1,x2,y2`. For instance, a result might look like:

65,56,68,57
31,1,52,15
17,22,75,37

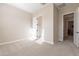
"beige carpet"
0,38,79,56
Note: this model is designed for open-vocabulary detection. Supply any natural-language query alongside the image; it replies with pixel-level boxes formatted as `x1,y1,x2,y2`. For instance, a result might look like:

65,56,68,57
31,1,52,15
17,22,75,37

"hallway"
0,38,79,56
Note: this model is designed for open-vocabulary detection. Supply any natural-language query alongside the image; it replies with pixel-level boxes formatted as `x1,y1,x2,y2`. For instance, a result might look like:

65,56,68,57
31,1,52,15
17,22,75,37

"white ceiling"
55,3,79,9
8,3,79,13
8,3,47,13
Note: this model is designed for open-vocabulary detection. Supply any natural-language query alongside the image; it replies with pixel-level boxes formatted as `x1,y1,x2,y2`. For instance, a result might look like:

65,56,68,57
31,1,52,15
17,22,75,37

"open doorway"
63,13,74,42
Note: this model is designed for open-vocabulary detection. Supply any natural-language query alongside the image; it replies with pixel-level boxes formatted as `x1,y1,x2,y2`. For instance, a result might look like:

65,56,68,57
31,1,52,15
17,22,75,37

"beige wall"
33,4,54,44
53,5,59,43
0,4,32,43
0,3,57,44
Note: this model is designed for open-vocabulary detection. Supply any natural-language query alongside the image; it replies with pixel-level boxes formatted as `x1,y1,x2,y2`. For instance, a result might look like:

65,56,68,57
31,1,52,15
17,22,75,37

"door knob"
76,32,79,33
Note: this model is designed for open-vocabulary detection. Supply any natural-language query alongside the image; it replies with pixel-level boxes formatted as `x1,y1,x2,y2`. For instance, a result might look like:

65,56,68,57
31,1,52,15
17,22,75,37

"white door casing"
59,11,74,42
59,8,79,47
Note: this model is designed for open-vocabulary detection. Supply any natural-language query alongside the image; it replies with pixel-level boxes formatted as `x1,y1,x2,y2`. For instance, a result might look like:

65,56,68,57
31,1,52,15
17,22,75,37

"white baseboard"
74,42,79,48
44,41,54,45
0,38,54,46
0,38,26,46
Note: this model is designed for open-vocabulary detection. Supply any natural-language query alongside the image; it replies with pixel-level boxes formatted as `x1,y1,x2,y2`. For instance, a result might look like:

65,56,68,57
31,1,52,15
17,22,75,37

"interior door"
74,7,79,47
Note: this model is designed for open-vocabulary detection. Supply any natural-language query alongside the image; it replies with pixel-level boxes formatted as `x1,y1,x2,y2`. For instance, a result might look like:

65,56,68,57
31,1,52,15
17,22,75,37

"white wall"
33,4,54,44
0,4,32,43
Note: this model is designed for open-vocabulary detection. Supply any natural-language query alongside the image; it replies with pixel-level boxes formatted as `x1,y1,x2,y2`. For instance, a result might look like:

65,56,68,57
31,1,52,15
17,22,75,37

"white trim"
61,11,75,42
62,11,75,15
0,39,54,46
0,38,26,45
44,41,54,45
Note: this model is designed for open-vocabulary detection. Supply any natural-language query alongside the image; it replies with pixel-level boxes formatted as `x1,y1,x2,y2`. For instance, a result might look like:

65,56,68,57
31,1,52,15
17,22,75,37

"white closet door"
74,7,79,47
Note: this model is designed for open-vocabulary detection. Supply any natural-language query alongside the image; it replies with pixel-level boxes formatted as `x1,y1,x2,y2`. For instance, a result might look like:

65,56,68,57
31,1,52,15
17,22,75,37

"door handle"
76,32,79,33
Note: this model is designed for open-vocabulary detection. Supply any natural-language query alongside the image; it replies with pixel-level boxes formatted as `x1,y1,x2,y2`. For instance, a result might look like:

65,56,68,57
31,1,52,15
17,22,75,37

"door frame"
63,13,74,41
61,11,75,43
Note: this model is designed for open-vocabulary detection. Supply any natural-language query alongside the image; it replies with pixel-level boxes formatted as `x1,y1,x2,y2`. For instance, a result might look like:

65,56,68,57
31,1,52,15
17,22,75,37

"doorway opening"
63,13,74,42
